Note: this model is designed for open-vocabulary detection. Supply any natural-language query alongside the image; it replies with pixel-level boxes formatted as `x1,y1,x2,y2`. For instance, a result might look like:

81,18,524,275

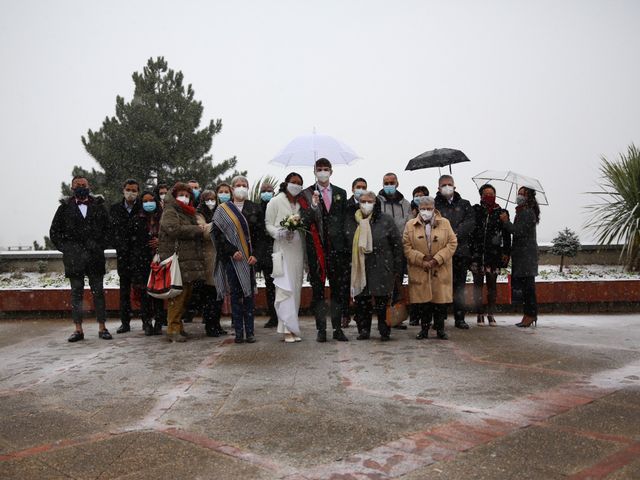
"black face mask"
73,187,90,199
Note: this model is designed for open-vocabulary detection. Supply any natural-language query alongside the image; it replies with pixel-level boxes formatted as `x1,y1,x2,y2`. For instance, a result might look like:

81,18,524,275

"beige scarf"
350,209,373,298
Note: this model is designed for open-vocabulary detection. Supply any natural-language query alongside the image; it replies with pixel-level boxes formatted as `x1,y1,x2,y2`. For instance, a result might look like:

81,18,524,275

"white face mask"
233,186,249,200
420,209,434,221
205,200,216,209
315,170,331,183
440,185,454,198
287,183,303,197
124,191,138,202
360,202,374,215
176,195,190,205
516,194,526,206
159,193,166,201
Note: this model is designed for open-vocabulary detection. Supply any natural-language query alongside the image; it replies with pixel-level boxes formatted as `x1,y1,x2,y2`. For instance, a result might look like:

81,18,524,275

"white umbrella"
269,132,361,167
472,170,549,205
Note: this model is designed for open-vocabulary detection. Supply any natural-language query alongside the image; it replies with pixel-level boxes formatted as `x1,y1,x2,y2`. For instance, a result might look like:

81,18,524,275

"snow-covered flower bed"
0,265,638,290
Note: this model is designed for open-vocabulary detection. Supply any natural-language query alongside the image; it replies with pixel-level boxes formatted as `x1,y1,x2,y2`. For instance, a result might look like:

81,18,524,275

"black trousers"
413,302,447,330
354,294,390,337
69,274,106,325
452,256,470,321
309,250,348,332
202,284,223,330
256,266,277,322
120,274,163,323
512,276,538,317
472,270,498,315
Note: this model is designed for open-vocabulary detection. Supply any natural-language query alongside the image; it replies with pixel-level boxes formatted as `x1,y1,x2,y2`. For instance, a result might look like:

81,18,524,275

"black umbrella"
405,148,470,173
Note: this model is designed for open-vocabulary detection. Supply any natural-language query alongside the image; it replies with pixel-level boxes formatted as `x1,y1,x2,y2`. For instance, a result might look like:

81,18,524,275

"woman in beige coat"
403,196,458,340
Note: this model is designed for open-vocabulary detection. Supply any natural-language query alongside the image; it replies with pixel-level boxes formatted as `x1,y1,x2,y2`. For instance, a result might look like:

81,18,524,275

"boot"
142,319,154,336
116,320,131,334
416,327,429,340
153,319,163,335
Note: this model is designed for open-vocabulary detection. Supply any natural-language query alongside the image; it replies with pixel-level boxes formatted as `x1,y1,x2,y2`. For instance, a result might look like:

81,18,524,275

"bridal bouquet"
280,214,306,232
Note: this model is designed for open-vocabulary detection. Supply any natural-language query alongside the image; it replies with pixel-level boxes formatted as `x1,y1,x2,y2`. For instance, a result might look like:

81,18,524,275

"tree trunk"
559,255,564,273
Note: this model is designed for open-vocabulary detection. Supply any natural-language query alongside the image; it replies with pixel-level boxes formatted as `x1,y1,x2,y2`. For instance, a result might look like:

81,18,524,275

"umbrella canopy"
472,170,549,205
270,133,361,167
405,148,470,172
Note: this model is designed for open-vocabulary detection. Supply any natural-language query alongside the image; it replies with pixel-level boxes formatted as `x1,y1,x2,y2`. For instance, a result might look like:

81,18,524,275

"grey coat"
503,208,538,277
434,192,475,259
346,203,403,297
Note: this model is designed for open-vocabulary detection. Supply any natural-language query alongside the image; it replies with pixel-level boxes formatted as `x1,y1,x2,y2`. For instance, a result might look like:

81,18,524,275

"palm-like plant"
249,175,280,203
585,144,640,271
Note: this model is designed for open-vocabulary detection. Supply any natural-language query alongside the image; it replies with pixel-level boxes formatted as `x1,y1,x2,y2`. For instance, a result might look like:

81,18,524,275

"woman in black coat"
470,184,511,326
500,187,540,327
345,191,403,341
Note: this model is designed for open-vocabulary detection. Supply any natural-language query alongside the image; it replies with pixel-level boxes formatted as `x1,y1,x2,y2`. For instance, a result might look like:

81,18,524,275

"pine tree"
550,228,581,272
63,57,244,204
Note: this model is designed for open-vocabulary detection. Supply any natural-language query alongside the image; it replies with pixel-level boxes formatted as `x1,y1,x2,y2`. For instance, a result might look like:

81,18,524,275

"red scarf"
176,200,196,216
298,195,326,284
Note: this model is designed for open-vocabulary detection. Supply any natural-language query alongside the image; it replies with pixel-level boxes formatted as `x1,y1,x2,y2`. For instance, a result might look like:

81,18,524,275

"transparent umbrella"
472,170,549,205
269,132,361,167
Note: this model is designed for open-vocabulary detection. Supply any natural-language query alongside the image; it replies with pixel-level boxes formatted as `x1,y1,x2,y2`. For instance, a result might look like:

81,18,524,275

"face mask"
233,186,248,200
159,193,166,201
354,188,366,200
440,185,454,198
482,194,496,205
316,171,331,183
383,185,397,195
360,202,374,215
287,183,303,197
205,200,216,209
176,195,190,205
260,191,274,202
73,187,90,199
124,191,138,202
192,188,201,200
420,210,434,221
143,201,157,212
218,193,231,203
413,196,423,205
516,195,526,206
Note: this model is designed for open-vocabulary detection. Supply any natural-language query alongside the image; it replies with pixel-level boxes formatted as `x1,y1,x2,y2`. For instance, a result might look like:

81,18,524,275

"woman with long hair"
500,187,541,327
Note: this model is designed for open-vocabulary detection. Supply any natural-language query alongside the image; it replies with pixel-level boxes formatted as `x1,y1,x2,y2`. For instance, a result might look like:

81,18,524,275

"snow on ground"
0,265,638,290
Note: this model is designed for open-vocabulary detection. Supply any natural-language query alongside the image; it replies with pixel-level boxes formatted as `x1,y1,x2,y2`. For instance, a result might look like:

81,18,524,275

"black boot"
116,321,130,334
142,319,154,336
416,327,429,339
153,319,163,335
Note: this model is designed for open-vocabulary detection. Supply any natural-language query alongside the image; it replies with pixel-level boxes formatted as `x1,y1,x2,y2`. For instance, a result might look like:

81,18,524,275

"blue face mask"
143,201,157,212
413,196,423,204
218,193,231,203
383,185,397,195
354,188,366,200
260,191,274,202
192,189,201,200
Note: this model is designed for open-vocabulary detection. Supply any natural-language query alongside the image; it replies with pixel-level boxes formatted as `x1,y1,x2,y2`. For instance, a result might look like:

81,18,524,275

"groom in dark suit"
301,158,350,342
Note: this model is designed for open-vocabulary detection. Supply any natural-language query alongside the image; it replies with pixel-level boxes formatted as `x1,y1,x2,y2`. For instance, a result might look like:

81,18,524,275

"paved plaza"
0,314,639,479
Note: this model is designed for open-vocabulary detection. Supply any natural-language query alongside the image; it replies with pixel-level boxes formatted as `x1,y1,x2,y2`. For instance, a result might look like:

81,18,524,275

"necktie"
322,187,331,212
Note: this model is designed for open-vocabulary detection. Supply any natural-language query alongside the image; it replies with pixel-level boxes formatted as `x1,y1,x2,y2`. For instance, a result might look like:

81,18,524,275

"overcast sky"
1,0,639,247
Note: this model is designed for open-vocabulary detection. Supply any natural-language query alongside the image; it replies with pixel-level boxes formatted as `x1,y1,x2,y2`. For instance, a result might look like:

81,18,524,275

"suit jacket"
301,183,349,255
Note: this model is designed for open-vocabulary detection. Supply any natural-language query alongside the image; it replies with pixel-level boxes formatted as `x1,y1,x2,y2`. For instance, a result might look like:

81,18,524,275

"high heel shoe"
477,314,485,326
516,315,537,328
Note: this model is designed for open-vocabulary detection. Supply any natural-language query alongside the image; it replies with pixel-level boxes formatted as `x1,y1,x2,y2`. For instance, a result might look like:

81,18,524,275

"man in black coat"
110,179,150,334
300,158,349,342
50,175,112,342
434,175,476,329
255,182,278,328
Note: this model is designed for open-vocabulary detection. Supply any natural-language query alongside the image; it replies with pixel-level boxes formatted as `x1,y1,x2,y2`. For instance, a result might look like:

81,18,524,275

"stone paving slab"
0,314,639,479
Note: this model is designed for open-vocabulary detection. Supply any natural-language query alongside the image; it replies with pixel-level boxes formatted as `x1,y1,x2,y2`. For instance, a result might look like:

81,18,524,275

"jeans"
226,262,255,339
69,275,106,325
354,294,390,337
512,276,538,317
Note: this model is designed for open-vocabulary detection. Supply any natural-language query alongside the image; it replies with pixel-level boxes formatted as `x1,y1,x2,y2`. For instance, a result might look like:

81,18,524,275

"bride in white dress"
265,172,314,343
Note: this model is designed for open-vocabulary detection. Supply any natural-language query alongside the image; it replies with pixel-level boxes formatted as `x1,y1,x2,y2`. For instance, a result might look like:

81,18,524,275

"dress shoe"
245,336,256,343
264,318,278,328
516,315,537,328
293,335,302,342
380,335,391,342
393,324,408,330
356,332,370,340
455,320,470,330
284,334,296,343
68,331,84,342
416,329,429,340
333,329,349,342
487,315,497,327
436,329,448,340
477,314,485,326
166,333,186,343
234,337,245,344
316,330,327,343
98,329,113,340
116,323,130,334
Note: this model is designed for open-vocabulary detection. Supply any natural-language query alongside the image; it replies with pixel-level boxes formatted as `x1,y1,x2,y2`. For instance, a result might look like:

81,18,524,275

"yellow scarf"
350,209,373,298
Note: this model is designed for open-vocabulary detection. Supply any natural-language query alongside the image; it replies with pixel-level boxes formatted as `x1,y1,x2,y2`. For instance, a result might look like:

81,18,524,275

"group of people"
50,158,541,344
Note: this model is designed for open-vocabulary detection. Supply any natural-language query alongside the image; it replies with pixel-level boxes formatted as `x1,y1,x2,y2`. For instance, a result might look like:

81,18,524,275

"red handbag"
147,253,183,299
